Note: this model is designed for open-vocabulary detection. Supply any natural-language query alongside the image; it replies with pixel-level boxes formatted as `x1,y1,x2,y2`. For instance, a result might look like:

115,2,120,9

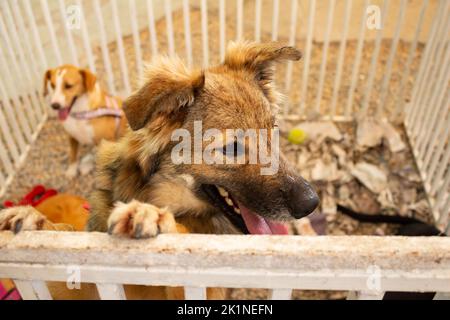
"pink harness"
70,96,123,138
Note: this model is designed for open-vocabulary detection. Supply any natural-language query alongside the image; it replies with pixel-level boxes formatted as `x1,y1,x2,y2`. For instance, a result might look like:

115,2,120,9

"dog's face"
123,42,319,235
43,65,97,121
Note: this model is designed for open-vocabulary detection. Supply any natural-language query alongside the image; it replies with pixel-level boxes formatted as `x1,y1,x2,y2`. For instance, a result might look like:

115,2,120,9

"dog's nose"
287,178,319,219
51,102,61,110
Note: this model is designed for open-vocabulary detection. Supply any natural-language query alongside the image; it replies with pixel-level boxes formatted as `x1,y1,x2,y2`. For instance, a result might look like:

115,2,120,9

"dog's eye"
222,141,244,157
65,83,73,89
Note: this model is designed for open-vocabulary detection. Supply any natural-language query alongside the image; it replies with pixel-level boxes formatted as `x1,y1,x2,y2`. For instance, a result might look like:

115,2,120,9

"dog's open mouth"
58,96,77,121
202,185,288,235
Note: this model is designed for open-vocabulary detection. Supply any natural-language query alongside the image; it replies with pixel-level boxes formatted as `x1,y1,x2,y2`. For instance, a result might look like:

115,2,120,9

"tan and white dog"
43,65,127,178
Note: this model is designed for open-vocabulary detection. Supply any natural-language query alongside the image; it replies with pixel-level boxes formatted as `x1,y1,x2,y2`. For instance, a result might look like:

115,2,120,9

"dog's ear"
43,69,53,96
80,69,97,93
223,41,301,100
123,57,205,131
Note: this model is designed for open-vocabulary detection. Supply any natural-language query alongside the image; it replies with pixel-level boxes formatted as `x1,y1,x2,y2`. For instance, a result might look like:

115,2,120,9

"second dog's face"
122,42,319,235
43,65,97,121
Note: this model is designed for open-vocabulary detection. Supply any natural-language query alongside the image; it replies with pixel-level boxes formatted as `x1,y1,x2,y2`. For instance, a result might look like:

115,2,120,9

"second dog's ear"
80,69,97,93
43,69,52,96
123,57,205,131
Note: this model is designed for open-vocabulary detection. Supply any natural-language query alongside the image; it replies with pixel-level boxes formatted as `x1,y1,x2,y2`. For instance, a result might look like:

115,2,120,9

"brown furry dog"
0,42,318,299
88,41,318,237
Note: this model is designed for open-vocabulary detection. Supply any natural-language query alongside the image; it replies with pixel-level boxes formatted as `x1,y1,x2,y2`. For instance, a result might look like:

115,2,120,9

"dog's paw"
0,206,52,233
65,163,78,178
107,200,177,239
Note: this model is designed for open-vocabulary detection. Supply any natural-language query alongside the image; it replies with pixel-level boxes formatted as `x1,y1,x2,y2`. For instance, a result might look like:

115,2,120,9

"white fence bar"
361,0,389,117
254,0,262,42
1,232,450,294
219,0,226,61
23,0,48,70
201,0,209,68
330,0,352,118
271,0,279,41
77,0,96,73
58,0,79,65
147,0,158,57
0,135,13,178
394,0,429,119
1,2,41,128
40,0,62,66
111,0,131,94
284,0,299,95
345,0,369,117
182,0,193,67
96,283,126,300
184,286,207,300
164,0,175,57
270,289,292,300
408,1,448,130
236,0,244,41
314,0,335,113
299,0,315,113
378,0,407,116
0,46,32,144
429,132,450,196
129,0,143,79
94,0,116,95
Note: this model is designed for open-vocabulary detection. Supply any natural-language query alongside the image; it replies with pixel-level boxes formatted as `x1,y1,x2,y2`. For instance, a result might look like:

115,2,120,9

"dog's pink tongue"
239,204,288,235
58,108,70,121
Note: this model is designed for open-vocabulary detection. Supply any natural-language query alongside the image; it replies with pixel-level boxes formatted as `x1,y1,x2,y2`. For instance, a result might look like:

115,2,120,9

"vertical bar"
23,0,48,69
184,286,207,300
378,0,407,117
394,0,429,119
111,0,131,94
271,0,279,41
77,0,96,73
9,0,46,116
14,280,39,300
94,0,116,95
183,0,193,67
0,136,14,175
165,0,175,56
58,0,79,65
219,0,226,61
426,110,450,186
0,106,19,165
96,283,126,300
0,41,33,142
314,0,336,113
405,1,443,125
361,0,389,117
299,0,316,113
0,77,26,152
417,48,450,157
430,137,450,196
201,0,209,68
0,4,41,128
236,0,244,41
270,289,292,300
345,0,369,117
422,91,450,169
147,0,158,57
433,167,450,213
411,14,450,138
254,0,262,42
129,0,143,79
284,0,299,94
408,2,447,128
330,0,352,118
40,0,63,65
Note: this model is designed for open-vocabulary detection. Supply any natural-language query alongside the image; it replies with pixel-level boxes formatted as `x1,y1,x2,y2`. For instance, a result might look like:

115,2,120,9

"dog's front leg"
107,200,177,238
66,137,79,178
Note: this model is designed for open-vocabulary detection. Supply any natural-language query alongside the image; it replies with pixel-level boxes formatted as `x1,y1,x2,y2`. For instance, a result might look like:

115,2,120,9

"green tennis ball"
288,128,307,144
